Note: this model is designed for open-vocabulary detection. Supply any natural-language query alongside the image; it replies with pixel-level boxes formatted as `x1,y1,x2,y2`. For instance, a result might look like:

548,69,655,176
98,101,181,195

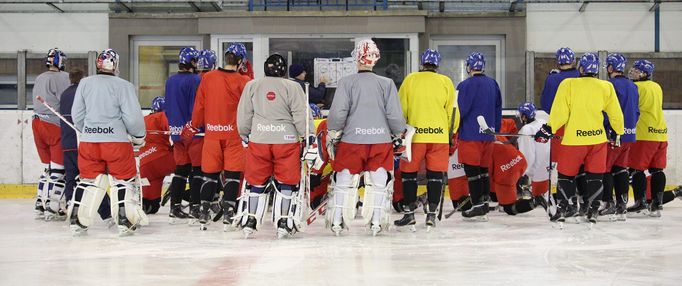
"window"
132,37,202,108
0,57,17,108
432,36,507,106
269,37,354,82
372,38,409,89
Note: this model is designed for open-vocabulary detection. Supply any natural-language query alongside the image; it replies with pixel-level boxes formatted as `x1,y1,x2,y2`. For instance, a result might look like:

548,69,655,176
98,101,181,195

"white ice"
1,199,682,286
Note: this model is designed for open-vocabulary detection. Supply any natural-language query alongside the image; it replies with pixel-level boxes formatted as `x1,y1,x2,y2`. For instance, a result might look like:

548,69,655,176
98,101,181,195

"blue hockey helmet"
178,47,198,65
310,104,322,119
226,43,248,59
420,49,441,67
555,47,575,65
579,53,600,75
197,49,217,70
151,96,165,112
606,53,627,73
517,102,537,120
632,59,655,78
465,52,485,71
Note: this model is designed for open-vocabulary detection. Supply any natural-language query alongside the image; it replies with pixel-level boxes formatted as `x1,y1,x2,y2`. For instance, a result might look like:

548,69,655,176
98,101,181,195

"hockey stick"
476,115,562,139
147,130,205,136
306,198,328,225
444,196,472,219
437,107,458,221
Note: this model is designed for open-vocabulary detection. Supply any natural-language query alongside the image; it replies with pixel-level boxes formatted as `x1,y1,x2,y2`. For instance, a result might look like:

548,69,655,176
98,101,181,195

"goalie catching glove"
326,130,342,161
131,135,145,149
302,135,323,170
534,124,552,143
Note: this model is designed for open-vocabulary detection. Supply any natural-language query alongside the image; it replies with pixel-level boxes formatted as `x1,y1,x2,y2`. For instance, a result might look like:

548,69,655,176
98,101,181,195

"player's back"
327,72,405,145
518,119,550,179
634,80,667,142
399,71,454,144
540,68,579,113
144,112,171,148
456,74,501,142
164,72,200,140
33,70,70,125
608,76,639,142
197,68,250,140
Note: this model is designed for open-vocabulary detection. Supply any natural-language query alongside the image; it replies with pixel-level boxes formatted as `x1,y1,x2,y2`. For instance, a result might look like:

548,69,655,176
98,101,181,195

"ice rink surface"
1,199,681,286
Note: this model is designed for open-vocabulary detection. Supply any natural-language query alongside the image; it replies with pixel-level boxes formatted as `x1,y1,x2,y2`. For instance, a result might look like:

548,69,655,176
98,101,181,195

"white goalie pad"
400,125,416,162
110,176,148,227
36,169,49,205
272,185,306,232
233,182,268,230
68,175,107,227
325,172,360,229
361,171,393,227
46,172,66,214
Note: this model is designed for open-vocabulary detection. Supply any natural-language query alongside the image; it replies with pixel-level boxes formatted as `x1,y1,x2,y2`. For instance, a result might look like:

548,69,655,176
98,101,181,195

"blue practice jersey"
606,75,640,143
164,72,201,141
540,68,580,113
456,74,502,142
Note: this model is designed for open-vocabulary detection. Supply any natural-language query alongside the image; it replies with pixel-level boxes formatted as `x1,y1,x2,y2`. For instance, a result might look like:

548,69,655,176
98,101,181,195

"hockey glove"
241,136,249,148
180,122,199,142
326,130,342,161
303,135,323,169
534,124,553,143
448,134,458,156
607,127,622,148
392,131,406,156
131,135,146,150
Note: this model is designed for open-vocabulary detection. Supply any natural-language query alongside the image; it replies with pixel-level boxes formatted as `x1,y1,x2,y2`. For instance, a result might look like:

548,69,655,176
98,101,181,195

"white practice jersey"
447,149,466,179
517,119,550,182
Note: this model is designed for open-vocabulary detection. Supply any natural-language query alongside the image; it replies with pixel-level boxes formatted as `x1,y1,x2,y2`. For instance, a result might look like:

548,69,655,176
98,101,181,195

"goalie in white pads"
236,54,316,238
325,39,407,236
69,49,147,236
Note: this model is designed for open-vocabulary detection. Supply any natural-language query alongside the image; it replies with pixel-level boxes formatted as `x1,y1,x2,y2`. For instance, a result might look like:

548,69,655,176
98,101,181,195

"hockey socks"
602,173,614,203
557,173,577,204
189,166,203,205
425,170,444,211
170,164,191,205
200,173,219,203
650,168,666,207
222,171,241,210
612,167,629,206
401,171,418,209
631,169,647,201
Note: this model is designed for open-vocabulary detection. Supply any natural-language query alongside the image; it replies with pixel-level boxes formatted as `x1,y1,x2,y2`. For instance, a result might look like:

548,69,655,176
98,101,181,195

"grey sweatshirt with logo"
327,71,406,144
32,70,70,126
237,77,314,144
72,74,146,143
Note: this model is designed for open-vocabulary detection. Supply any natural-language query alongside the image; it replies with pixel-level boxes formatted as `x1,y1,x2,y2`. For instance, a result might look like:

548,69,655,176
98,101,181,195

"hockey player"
489,141,544,216
534,53,624,225
139,97,175,214
32,48,70,220
197,49,217,76
186,43,251,230
326,39,406,236
627,59,668,217
447,138,472,213
599,54,639,220
516,103,551,201
163,47,202,223
59,69,112,222
394,49,458,230
69,49,147,236
236,54,316,238
539,47,584,218
456,52,502,221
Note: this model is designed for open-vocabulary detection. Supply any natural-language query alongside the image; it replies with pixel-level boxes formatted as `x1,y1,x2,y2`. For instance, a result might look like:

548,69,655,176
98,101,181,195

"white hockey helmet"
352,39,381,67
96,49,119,73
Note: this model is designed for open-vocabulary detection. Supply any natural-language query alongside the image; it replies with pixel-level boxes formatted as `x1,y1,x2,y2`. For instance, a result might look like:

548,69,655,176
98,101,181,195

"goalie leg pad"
273,183,305,231
71,175,107,227
46,168,67,216
110,176,148,227
361,168,392,227
235,184,268,230
325,170,360,229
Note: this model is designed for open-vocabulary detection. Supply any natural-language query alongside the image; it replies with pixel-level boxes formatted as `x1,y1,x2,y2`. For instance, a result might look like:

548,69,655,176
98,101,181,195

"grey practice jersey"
237,77,314,144
32,70,70,126
72,74,146,143
327,71,406,144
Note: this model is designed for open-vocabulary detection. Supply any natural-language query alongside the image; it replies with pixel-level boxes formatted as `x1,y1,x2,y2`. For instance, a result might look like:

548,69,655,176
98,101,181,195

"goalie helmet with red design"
352,39,381,68
96,48,119,74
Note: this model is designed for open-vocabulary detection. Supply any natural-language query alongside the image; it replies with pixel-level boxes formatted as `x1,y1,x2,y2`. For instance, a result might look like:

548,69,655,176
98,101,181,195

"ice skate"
534,196,548,211
198,202,211,231
222,206,236,232
673,186,682,201
462,204,489,222
627,199,649,216
586,205,599,229
117,207,138,237
648,202,662,218
615,203,627,221
598,201,617,222
69,206,88,236
574,202,588,223
242,216,257,239
45,208,66,222
370,223,382,236
393,211,416,232
169,204,190,224
160,190,171,207
276,218,296,239
331,221,346,236
210,200,223,222
188,204,200,226
34,199,45,219
425,213,437,232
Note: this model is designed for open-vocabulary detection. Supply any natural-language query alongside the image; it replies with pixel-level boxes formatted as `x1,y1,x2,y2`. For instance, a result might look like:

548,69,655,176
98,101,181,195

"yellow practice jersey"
399,71,459,144
548,77,624,146
634,80,667,142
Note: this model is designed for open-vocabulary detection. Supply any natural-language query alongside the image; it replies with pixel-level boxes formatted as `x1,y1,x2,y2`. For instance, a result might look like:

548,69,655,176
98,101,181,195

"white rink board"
1,199,682,285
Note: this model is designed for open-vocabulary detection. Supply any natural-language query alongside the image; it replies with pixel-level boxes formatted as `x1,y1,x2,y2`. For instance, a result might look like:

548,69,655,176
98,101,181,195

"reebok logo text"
648,127,667,134
206,124,234,132
257,123,287,132
416,127,444,134
84,126,114,134
500,155,523,172
355,127,386,135
138,146,157,160
576,129,603,137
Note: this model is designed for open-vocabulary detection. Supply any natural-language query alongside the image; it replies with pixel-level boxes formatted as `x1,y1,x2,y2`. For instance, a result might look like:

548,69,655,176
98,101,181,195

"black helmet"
264,54,287,77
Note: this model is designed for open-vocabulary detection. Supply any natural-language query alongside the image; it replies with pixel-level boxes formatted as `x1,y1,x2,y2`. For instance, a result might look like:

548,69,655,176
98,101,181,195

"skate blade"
243,227,255,239
223,223,236,232
199,223,208,231
70,225,88,236
117,225,136,237
426,225,434,232
616,214,627,222
276,228,290,239
552,222,565,230
331,225,343,236
395,224,416,232
371,227,381,237
187,219,200,226
462,215,488,222
648,212,661,218
169,217,188,225
597,215,617,222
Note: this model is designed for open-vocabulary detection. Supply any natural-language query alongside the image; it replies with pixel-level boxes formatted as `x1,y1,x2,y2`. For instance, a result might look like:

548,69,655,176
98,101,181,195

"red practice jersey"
139,112,172,166
192,69,251,141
